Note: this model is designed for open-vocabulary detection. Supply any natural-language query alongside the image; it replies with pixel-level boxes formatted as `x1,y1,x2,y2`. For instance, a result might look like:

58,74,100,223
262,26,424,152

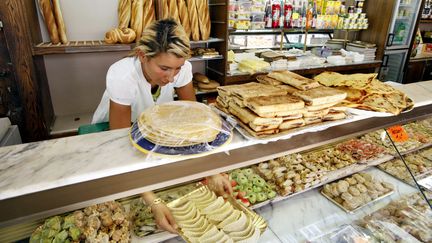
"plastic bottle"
284,1,293,28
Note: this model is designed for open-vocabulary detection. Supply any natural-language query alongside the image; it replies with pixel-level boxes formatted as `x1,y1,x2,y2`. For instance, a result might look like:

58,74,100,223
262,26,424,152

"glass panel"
379,51,407,82
393,0,422,46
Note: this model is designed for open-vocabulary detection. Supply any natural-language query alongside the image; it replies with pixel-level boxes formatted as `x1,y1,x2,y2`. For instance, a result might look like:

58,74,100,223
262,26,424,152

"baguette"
51,0,67,44
105,28,136,44
131,0,144,42
118,0,132,29
177,0,191,37
142,0,156,30
161,0,170,19
168,0,181,24
196,0,211,40
186,0,200,41
37,0,60,44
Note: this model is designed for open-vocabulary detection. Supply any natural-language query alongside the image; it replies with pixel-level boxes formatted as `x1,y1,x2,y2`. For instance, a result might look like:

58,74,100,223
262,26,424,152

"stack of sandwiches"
216,71,348,137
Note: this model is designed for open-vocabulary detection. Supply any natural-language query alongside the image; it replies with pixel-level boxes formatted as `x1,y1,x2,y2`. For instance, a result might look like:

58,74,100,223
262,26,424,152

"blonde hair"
131,19,190,58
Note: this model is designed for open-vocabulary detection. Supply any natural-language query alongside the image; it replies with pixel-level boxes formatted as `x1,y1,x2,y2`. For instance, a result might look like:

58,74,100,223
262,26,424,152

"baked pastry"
118,0,132,29
268,71,321,90
52,0,68,44
196,0,211,40
104,28,136,44
186,0,200,41
168,0,181,24
177,0,191,37
142,0,156,30
131,0,144,41
198,80,220,90
37,0,60,44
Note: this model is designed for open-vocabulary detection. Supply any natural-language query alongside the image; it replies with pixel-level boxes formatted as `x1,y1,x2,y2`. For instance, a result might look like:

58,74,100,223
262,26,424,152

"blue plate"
129,120,232,156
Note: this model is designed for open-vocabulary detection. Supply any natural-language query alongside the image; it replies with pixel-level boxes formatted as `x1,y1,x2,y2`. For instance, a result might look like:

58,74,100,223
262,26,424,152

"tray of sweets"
320,173,395,214
167,185,267,243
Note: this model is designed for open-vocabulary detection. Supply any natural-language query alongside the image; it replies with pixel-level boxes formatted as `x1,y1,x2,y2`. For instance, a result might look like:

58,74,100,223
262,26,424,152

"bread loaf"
168,0,180,24
177,0,191,37
118,0,132,29
193,73,209,83
37,0,60,44
105,28,136,44
161,0,170,19
186,0,200,41
131,0,144,42
196,0,211,40
142,0,156,31
51,0,67,44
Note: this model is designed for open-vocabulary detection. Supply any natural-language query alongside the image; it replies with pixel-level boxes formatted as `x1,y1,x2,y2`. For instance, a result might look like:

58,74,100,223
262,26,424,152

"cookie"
346,177,357,185
356,184,368,193
352,174,366,184
337,180,350,193
364,181,375,190
334,197,344,204
360,193,372,204
348,187,361,196
374,182,386,192
381,182,394,191
331,184,341,197
367,190,379,200
341,192,353,201
359,172,373,182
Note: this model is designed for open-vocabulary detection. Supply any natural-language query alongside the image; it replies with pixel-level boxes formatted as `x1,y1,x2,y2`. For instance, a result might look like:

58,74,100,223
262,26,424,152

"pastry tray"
167,185,267,243
320,188,394,214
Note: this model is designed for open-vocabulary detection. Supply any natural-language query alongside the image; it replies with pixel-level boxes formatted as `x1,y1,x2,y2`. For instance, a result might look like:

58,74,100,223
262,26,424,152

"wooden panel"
0,0,50,141
359,0,397,60
405,60,426,83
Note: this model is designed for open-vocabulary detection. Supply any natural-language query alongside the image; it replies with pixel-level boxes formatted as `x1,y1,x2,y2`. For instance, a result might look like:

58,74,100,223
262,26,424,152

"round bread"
337,180,349,193
348,187,361,196
198,80,220,89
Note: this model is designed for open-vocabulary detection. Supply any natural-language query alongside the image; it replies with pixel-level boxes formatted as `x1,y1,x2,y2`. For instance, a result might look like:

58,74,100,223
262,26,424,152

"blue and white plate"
129,119,232,156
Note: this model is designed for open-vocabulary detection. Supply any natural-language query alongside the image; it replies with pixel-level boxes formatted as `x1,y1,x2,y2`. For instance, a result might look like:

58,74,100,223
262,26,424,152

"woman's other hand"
151,203,178,234
207,173,233,197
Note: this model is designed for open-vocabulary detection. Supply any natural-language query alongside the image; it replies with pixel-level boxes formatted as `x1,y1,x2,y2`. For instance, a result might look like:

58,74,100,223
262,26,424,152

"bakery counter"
409,51,432,62
225,60,382,85
1,82,432,227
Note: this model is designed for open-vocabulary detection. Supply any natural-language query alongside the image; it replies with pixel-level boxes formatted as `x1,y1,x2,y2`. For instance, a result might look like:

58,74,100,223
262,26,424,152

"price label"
387,125,409,142
292,13,300,20
418,175,432,191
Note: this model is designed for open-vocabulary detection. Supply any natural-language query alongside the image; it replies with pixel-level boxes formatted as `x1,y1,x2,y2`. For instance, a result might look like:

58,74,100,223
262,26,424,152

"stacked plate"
346,42,377,62
130,101,232,156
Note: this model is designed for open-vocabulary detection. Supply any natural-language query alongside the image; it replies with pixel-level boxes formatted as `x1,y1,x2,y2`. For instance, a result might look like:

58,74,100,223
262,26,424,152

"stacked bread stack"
37,0,68,44
105,0,156,44
137,101,222,147
161,0,211,41
216,74,347,137
193,73,220,92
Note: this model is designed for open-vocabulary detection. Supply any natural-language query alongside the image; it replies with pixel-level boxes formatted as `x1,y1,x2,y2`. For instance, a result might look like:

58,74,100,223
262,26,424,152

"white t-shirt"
92,57,192,124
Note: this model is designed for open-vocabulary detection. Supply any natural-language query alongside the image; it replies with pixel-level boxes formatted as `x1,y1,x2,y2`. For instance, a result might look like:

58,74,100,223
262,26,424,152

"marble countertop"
0,81,431,203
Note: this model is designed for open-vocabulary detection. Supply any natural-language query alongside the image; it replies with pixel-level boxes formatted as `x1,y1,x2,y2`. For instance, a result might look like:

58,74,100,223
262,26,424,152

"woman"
92,19,232,233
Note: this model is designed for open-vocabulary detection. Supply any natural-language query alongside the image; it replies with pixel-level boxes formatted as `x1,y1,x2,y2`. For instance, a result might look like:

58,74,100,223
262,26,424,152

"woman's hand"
206,173,233,197
142,191,178,234
151,203,178,234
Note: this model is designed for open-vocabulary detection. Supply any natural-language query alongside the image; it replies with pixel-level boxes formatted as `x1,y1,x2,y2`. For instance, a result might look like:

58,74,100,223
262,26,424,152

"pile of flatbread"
216,71,348,137
137,101,223,146
168,188,263,242
314,72,414,115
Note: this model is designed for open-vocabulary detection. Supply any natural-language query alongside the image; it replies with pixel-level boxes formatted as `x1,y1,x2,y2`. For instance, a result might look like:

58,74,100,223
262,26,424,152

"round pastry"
342,200,358,210
359,172,373,181
331,184,341,197
380,182,394,191
352,174,366,184
363,181,375,190
360,193,372,203
356,183,368,193
341,192,353,201
346,177,357,185
367,190,379,200
337,180,349,193
348,186,361,196
197,80,220,89
334,197,344,204
374,182,386,193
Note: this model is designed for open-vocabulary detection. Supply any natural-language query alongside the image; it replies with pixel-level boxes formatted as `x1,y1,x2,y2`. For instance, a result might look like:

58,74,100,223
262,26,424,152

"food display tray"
167,185,267,243
320,189,394,214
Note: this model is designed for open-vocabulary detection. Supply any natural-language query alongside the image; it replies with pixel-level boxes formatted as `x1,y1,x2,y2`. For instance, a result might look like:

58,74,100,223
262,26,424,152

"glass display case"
1,107,431,243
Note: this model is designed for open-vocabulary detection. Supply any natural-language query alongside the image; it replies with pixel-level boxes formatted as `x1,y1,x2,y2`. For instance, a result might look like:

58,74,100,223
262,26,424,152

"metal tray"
167,185,267,242
320,187,394,214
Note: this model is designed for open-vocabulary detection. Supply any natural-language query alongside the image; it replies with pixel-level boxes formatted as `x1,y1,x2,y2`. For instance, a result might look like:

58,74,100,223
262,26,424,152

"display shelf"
0,103,431,227
420,19,432,23
188,55,224,62
229,28,334,35
32,38,225,55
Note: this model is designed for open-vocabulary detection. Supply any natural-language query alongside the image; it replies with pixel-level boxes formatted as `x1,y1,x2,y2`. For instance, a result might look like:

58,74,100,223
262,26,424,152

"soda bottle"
272,1,281,28
284,1,293,28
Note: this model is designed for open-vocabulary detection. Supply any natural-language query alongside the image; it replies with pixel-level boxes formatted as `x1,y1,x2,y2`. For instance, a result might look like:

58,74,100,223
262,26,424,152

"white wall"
36,0,204,116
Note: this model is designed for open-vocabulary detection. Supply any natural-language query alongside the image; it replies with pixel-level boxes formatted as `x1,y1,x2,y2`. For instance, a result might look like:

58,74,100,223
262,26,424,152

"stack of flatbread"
314,72,414,115
138,101,222,146
168,188,263,242
216,75,348,137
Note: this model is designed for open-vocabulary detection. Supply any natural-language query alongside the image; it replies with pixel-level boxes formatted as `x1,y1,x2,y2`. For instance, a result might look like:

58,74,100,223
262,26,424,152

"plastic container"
250,4,266,13
237,1,252,12
236,12,251,20
234,19,251,30
251,13,265,22
250,21,265,30
228,19,236,29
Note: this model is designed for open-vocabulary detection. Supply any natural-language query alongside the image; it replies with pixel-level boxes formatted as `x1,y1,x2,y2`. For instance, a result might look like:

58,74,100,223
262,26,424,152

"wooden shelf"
32,38,225,56
420,19,432,24
229,28,334,35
